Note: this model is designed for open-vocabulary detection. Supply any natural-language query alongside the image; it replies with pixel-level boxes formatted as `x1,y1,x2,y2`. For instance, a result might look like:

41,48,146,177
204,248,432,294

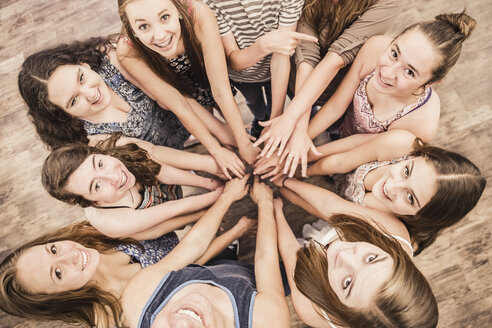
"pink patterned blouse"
338,71,432,138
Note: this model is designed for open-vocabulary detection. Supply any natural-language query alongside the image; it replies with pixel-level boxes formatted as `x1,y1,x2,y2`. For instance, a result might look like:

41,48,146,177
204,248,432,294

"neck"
100,184,142,209
94,250,141,297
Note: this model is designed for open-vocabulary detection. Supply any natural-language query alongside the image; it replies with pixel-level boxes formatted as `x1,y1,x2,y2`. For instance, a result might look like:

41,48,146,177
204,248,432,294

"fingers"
259,136,276,157
221,166,232,180
283,153,294,175
270,171,284,183
258,119,273,127
288,154,300,178
292,31,318,43
261,166,280,180
310,143,322,156
253,129,270,148
301,153,308,178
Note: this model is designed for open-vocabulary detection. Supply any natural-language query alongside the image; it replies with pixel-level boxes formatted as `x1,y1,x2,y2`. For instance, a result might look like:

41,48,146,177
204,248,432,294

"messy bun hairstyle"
397,10,476,84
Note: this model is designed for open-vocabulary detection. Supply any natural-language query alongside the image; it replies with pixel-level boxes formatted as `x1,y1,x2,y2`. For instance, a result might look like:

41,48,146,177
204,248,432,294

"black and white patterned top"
84,57,190,149
169,53,218,108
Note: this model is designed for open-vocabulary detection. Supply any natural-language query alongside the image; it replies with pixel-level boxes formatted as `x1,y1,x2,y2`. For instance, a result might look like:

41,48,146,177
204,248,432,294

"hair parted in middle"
399,138,486,255
0,221,141,328
42,133,161,207
294,214,438,328
117,0,209,97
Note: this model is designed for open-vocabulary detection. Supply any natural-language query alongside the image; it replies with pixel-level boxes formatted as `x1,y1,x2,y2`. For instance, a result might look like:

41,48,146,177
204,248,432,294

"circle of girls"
1,0,486,327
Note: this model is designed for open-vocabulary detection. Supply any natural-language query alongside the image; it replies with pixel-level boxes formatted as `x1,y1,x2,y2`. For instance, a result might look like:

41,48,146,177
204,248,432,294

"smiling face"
326,240,394,309
16,241,99,294
125,0,184,58
373,29,438,97
65,154,136,206
153,287,233,328
372,157,438,216
47,63,111,120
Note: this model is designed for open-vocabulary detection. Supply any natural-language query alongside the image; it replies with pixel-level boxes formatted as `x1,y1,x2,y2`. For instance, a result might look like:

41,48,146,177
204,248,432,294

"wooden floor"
0,0,491,327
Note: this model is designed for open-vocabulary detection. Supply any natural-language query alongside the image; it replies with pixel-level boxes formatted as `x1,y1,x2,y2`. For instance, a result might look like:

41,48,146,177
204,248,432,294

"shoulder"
352,35,391,76
359,35,392,56
121,268,170,327
192,0,216,26
116,36,140,61
253,293,291,328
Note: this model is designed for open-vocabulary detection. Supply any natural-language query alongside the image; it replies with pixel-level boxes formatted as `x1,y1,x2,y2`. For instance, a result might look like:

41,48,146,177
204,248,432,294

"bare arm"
307,129,416,176
281,178,406,237
129,210,205,240
250,178,291,327
307,35,391,139
269,24,298,120
194,3,259,164
155,162,220,191
148,175,250,272
116,39,245,179
194,216,256,265
85,188,224,238
252,52,344,160
274,199,332,328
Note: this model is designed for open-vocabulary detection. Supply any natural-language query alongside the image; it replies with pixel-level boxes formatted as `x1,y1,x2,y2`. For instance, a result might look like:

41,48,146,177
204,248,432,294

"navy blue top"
84,57,190,149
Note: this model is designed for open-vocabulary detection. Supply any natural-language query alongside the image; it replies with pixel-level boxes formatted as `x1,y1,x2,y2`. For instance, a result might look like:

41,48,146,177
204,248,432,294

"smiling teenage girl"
18,37,236,152
42,134,226,239
274,198,438,328
117,0,259,175
254,12,476,177
275,132,486,255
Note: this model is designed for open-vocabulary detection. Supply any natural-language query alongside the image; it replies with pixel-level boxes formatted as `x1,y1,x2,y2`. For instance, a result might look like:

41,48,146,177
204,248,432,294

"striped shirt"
205,0,304,82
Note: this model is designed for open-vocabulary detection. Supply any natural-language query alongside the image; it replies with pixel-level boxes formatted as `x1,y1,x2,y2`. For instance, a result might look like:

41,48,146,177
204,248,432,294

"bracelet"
281,176,289,187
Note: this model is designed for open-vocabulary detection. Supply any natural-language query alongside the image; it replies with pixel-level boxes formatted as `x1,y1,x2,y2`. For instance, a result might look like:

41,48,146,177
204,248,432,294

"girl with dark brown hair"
116,0,260,171
261,129,485,254
274,198,438,328
254,11,476,178
42,134,232,239
18,36,239,167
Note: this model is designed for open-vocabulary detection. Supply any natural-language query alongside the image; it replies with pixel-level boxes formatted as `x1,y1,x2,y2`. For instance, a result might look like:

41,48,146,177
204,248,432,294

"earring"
179,14,183,20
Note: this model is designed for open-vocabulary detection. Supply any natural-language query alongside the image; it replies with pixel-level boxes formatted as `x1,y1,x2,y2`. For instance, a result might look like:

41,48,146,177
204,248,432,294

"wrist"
257,199,273,208
257,34,271,56
218,192,237,205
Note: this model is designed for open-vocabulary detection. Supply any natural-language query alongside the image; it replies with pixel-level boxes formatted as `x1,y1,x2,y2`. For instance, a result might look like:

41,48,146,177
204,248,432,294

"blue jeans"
233,80,272,138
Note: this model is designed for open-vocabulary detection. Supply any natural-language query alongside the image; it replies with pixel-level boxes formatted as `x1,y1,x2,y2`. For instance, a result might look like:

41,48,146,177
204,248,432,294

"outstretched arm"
85,187,224,238
274,198,332,328
250,178,290,327
151,175,250,272
194,2,259,164
129,210,205,240
194,216,256,265
281,178,406,239
307,129,416,176
116,39,245,179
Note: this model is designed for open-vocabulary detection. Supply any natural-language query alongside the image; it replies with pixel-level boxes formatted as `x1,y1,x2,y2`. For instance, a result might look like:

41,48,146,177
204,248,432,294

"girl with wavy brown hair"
42,133,232,239
274,197,438,328
254,11,477,178
116,0,260,170
260,129,485,255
